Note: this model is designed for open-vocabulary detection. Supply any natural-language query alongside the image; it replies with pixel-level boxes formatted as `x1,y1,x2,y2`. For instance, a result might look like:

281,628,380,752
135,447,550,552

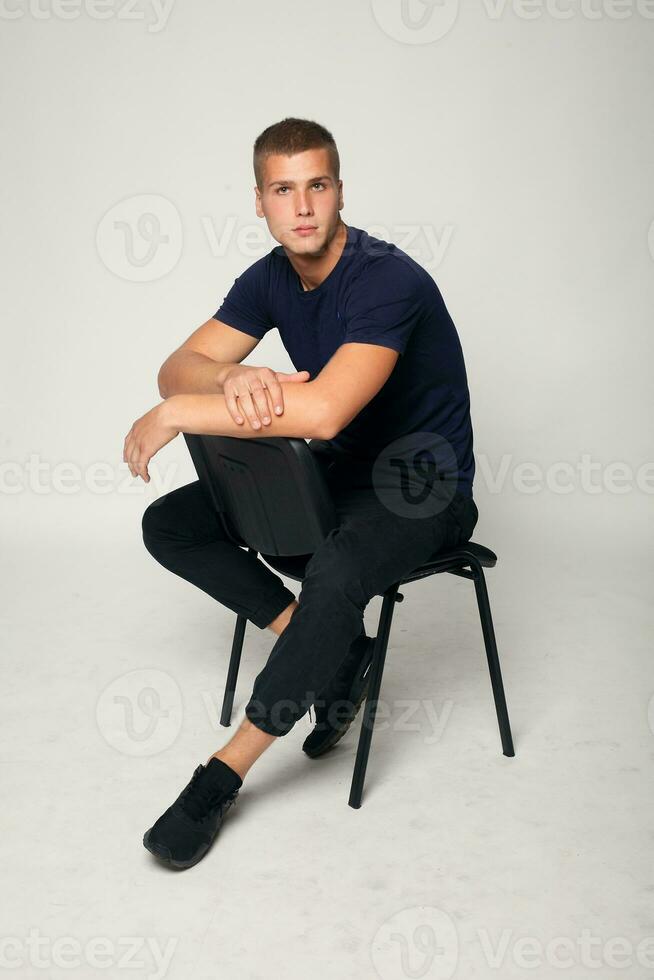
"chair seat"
400,541,496,584
259,551,310,582
260,540,497,587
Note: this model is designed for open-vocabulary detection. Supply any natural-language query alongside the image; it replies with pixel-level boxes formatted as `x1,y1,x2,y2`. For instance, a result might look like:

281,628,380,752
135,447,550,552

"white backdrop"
2,3,653,979
3,2,652,568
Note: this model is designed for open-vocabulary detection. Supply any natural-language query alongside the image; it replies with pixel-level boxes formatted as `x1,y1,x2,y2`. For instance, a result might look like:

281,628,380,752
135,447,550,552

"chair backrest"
183,433,339,557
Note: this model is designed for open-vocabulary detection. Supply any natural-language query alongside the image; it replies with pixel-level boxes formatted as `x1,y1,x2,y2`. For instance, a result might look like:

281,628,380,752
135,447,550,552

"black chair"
183,432,515,809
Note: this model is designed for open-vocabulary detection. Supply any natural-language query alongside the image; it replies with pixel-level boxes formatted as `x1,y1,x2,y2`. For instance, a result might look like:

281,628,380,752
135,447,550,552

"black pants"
141,441,479,737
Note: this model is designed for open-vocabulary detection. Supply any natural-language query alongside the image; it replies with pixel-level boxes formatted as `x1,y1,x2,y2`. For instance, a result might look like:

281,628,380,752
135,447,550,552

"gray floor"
2,495,652,980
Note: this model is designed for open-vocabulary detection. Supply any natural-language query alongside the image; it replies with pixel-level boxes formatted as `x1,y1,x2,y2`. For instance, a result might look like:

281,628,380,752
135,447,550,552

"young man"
124,117,478,870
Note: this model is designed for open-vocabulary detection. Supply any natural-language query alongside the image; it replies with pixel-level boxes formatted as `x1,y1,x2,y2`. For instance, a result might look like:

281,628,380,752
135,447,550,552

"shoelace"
180,766,238,821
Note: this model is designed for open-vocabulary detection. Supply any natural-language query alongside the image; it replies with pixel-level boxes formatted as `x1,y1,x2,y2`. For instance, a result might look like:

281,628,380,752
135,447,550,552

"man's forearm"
163,382,332,441
158,349,237,398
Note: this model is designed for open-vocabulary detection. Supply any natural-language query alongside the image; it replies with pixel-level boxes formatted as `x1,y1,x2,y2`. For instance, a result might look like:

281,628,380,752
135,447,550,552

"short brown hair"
253,117,340,191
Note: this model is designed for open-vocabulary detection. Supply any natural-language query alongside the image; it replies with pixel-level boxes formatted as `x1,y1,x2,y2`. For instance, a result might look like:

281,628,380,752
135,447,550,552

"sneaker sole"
142,829,211,870
142,797,237,870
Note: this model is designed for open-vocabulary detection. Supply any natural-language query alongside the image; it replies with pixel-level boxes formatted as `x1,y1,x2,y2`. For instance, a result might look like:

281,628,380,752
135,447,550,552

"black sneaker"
143,757,242,870
302,635,375,759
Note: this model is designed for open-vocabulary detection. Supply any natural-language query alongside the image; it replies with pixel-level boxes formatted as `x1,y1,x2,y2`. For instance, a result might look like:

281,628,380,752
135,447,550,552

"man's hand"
123,401,179,482
222,365,310,430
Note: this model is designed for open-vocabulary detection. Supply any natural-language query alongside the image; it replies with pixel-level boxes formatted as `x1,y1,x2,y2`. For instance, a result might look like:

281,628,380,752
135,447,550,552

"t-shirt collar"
285,223,358,298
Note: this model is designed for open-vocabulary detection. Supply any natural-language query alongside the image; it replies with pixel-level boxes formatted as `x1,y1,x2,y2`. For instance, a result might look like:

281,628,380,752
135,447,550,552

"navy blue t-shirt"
213,224,475,498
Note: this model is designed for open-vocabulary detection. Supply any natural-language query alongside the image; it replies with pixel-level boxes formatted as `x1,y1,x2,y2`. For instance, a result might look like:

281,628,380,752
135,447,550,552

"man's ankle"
267,600,299,636
209,751,247,780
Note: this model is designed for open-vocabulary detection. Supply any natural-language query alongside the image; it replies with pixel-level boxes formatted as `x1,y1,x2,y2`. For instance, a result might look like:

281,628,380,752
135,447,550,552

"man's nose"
296,192,313,215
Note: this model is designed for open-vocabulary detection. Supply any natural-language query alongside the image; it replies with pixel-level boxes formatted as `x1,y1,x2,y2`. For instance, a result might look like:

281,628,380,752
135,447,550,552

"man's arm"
163,380,331,441
125,341,401,482
158,318,260,397
163,341,399,442
312,342,400,437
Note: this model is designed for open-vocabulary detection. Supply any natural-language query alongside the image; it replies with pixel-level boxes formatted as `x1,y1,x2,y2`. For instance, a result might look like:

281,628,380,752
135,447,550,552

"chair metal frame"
220,541,514,809
183,432,515,809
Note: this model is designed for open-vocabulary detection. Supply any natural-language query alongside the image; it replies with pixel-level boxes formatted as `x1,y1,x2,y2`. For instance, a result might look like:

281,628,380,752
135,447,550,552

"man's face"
254,147,344,257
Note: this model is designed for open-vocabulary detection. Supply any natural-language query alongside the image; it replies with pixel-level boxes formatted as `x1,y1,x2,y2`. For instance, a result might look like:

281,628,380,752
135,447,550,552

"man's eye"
276,183,324,194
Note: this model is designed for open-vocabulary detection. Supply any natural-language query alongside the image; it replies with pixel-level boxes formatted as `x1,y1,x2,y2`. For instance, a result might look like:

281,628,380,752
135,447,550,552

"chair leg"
349,583,400,809
471,563,515,757
220,614,247,727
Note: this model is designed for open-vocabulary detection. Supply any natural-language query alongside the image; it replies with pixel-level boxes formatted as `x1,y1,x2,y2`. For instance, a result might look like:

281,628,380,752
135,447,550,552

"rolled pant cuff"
249,586,296,631
244,700,293,737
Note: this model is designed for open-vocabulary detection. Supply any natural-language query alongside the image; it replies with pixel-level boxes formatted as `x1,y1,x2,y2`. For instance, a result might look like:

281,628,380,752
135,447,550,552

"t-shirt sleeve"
341,260,424,356
213,259,274,340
